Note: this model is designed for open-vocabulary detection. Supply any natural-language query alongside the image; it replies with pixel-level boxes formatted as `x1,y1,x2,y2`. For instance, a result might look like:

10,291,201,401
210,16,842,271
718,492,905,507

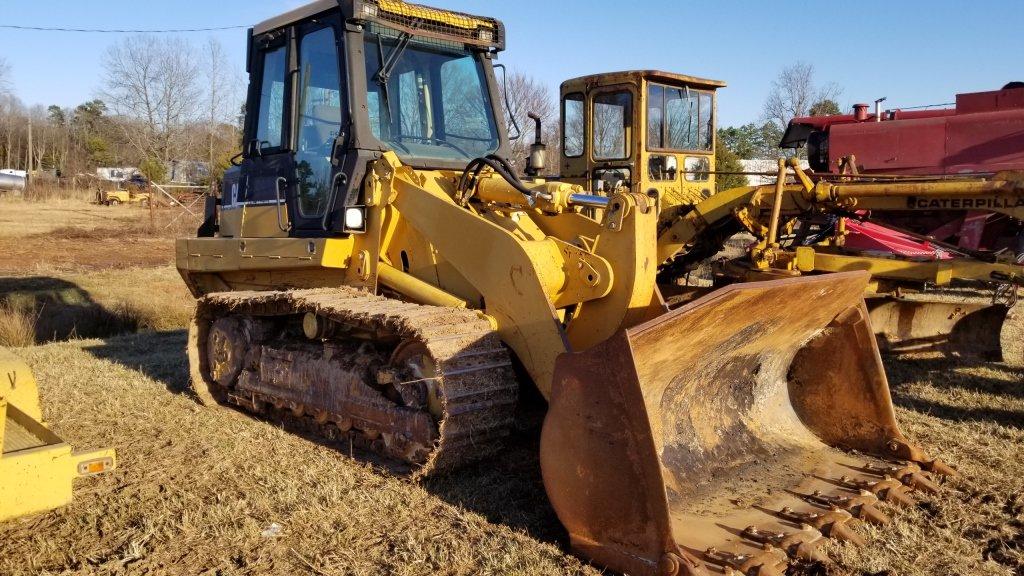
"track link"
188,287,518,477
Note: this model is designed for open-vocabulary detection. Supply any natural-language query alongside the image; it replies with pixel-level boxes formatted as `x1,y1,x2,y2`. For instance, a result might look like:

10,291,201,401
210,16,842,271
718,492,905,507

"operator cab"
559,70,724,213
212,0,509,239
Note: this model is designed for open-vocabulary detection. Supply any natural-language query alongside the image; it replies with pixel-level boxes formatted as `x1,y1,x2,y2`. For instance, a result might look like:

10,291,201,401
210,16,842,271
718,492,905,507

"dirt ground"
0,195,195,347
0,195,1022,575
0,199,186,273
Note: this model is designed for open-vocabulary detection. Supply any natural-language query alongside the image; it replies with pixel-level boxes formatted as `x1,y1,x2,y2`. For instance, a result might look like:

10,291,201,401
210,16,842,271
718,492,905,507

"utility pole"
26,116,32,189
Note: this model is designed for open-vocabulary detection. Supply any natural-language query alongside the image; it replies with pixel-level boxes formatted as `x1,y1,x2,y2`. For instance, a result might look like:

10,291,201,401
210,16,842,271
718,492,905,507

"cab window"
647,83,713,152
563,93,584,158
593,90,631,160
684,156,710,181
255,45,288,150
294,25,342,218
363,25,499,162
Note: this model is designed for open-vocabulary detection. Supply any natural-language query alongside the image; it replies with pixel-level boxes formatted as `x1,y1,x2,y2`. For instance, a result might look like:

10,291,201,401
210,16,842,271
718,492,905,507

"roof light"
477,28,494,43
361,2,379,18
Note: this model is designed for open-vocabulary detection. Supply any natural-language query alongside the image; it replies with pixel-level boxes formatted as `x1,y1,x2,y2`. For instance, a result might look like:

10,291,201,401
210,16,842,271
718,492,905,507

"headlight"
344,206,367,233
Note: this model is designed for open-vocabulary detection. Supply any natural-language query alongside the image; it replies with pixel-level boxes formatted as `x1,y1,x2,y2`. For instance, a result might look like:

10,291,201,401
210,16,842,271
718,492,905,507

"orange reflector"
77,457,114,476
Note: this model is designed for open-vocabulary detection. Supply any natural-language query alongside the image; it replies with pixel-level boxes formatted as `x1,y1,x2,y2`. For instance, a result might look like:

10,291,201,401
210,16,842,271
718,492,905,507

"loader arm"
365,152,665,397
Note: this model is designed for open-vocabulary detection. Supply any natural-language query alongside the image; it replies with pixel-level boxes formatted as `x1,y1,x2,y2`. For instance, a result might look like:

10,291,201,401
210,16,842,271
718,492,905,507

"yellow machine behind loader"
0,350,115,521
558,71,1024,365
177,2,952,574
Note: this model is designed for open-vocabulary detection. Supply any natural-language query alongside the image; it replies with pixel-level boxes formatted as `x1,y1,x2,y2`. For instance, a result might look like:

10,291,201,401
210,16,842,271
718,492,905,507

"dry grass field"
0,192,1021,575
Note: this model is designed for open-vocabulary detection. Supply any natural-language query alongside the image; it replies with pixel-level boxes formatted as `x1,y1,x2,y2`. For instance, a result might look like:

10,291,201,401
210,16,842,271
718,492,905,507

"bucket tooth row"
739,525,825,562
837,475,917,507
886,439,956,476
860,461,941,494
774,506,864,546
799,489,891,525
694,453,951,574
704,546,788,576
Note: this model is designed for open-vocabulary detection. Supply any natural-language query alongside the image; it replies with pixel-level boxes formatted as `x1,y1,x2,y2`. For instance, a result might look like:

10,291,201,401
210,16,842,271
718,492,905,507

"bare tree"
0,94,23,168
0,58,11,95
499,71,559,174
101,35,202,171
763,61,840,131
201,37,241,187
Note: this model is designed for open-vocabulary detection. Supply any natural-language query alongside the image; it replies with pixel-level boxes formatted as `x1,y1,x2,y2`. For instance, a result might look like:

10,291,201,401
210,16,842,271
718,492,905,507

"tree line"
0,36,241,186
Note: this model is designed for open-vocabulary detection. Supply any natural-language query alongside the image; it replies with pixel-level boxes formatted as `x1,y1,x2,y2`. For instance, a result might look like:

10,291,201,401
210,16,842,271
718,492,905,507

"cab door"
285,19,347,236
237,34,295,237
559,84,637,195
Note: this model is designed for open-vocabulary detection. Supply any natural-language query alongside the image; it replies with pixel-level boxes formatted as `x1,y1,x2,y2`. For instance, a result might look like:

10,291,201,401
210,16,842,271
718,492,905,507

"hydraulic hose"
458,155,539,205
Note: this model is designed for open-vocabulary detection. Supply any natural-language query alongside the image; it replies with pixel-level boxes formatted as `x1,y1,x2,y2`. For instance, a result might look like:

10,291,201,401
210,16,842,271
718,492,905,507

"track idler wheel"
207,317,248,387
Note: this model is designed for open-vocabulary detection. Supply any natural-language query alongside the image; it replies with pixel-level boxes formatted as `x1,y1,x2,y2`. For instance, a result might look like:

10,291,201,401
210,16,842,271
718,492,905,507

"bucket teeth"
870,462,941,495
840,475,916,507
886,439,956,477
740,525,825,563
921,458,956,477
658,552,710,576
777,506,865,546
804,490,892,525
905,471,940,494
705,546,788,576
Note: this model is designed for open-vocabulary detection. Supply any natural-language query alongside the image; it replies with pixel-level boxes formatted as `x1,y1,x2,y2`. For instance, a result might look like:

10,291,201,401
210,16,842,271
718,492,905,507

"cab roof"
254,0,336,35
254,0,504,50
561,70,726,91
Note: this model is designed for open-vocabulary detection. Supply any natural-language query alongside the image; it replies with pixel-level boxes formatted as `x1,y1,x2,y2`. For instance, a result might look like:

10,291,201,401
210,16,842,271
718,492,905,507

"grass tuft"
20,184,98,203
0,302,36,347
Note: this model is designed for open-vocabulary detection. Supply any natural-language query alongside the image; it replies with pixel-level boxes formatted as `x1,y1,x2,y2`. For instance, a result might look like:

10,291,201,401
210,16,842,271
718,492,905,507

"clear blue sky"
2,0,1022,127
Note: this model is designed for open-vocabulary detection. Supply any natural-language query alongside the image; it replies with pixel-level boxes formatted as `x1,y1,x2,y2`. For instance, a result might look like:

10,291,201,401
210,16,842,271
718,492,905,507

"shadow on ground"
0,276,139,343
884,354,1024,395
84,329,192,396
883,353,1024,426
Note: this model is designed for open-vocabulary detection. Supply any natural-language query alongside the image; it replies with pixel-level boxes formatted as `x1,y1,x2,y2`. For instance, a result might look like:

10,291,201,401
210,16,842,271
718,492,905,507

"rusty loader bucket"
540,272,950,576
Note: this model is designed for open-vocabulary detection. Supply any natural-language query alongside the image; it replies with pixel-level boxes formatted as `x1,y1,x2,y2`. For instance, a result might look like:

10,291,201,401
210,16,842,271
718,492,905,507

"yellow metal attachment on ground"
0,349,116,522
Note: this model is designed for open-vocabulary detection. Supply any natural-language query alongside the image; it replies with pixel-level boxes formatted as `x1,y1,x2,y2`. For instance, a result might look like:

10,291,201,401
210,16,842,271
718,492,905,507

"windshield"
364,25,500,163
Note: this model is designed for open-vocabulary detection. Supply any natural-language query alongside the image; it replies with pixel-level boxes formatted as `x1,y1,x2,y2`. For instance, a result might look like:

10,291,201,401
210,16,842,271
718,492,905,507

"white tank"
0,173,26,191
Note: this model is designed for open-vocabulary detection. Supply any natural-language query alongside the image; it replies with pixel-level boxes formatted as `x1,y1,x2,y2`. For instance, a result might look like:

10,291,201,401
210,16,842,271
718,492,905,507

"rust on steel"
539,272,952,575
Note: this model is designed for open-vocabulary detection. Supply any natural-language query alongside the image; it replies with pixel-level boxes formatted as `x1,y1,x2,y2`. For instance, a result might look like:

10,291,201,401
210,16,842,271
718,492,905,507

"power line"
0,24,248,33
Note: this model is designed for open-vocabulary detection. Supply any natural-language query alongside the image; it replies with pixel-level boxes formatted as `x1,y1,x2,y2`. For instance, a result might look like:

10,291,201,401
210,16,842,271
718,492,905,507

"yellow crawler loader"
177,2,952,574
0,350,115,521
558,71,1024,365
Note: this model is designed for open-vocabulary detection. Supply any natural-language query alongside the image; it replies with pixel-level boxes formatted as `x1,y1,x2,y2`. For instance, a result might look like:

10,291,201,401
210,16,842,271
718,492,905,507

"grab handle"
275,177,290,232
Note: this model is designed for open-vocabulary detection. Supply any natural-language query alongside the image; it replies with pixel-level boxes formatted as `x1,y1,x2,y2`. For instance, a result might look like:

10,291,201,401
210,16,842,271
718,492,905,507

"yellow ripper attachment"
1,350,115,521
540,272,951,576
